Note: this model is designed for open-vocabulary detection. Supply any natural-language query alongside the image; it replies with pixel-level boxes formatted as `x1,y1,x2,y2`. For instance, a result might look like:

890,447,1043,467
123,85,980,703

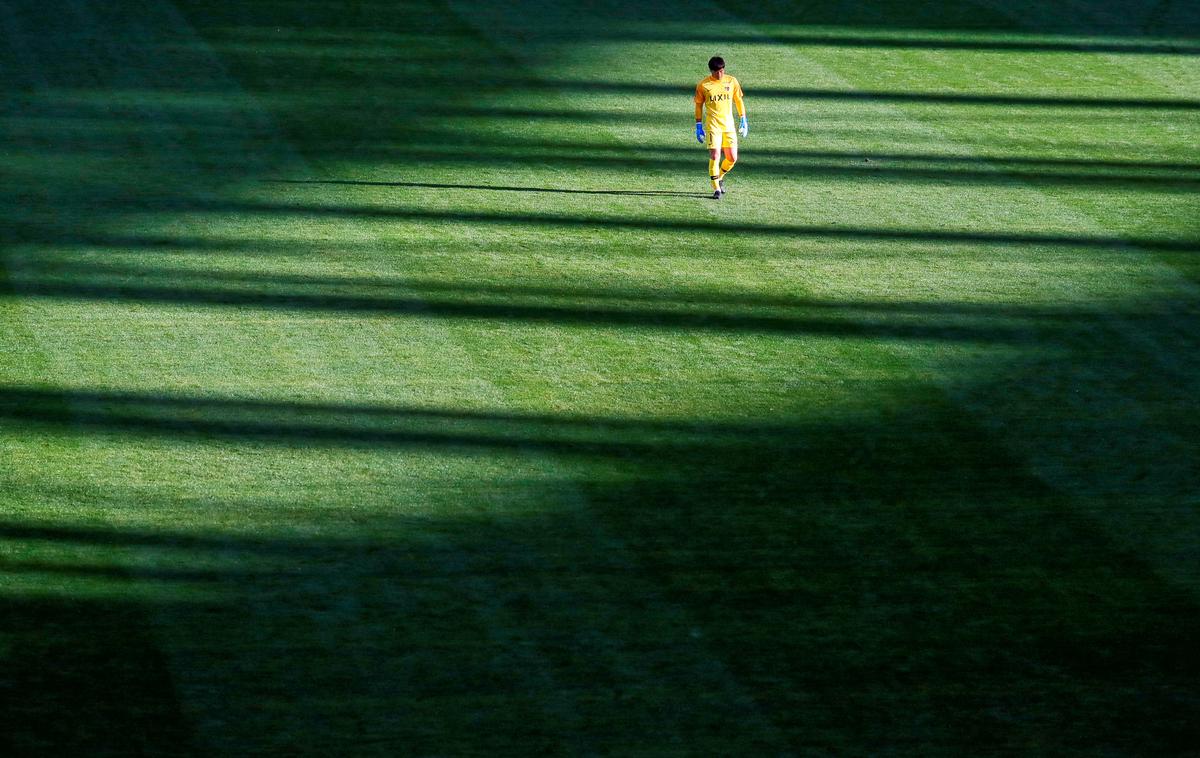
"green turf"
2,0,1199,754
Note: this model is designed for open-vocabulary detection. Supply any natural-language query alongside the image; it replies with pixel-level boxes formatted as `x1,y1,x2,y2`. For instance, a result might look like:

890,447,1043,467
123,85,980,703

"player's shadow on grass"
265,179,711,198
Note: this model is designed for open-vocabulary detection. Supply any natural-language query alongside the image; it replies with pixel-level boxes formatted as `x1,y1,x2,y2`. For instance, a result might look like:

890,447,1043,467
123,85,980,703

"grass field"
2,0,1199,754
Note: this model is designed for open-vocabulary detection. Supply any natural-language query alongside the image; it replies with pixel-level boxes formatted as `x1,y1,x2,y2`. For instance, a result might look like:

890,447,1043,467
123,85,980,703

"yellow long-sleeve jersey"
694,74,745,132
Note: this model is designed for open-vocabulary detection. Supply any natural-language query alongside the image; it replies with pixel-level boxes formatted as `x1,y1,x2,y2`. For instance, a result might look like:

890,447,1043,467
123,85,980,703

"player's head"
708,56,725,74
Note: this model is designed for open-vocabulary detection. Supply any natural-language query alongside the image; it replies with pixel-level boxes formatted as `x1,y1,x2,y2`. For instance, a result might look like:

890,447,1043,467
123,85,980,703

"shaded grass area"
0,598,197,756
2,394,1198,753
2,0,1199,754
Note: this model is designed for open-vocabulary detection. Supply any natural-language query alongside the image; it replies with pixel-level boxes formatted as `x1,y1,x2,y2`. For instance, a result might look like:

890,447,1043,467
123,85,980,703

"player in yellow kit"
694,56,747,199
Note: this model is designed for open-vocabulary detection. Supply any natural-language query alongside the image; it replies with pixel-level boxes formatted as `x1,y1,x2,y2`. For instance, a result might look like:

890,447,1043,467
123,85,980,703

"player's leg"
715,135,737,195
719,142,738,180
707,142,722,194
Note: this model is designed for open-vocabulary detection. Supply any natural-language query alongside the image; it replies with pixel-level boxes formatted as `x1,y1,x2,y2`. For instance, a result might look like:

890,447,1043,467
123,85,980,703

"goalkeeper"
694,56,748,199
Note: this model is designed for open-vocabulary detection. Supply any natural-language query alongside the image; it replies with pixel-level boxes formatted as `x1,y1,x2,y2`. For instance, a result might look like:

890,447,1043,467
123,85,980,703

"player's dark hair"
708,56,725,72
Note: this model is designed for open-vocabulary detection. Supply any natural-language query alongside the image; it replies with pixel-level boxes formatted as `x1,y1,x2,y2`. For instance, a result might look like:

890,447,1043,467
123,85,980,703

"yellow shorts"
706,129,737,150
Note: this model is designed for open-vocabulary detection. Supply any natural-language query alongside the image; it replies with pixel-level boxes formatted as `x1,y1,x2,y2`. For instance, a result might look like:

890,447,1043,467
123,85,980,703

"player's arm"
734,80,748,136
694,84,705,143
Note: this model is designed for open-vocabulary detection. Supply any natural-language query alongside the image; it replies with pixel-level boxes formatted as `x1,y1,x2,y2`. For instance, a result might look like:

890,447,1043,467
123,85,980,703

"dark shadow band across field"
432,79,1200,111
34,89,1200,131
17,200,1188,258
198,199,1200,253
10,259,1127,315
4,259,1141,343
578,31,1200,56
269,162,1200,191
206,24,1200,56
268,180,711,198
0,517,344,556
15,117,1198,191
0,384,801,457
282,141,1200,175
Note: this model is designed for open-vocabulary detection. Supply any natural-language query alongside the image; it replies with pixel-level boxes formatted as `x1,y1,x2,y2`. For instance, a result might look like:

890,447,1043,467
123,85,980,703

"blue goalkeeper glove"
695,121,705,143
739,115,749,138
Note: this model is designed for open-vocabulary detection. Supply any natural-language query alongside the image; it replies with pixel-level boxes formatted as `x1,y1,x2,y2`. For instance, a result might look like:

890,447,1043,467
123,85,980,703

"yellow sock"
720,157,736,177
708,157,720,190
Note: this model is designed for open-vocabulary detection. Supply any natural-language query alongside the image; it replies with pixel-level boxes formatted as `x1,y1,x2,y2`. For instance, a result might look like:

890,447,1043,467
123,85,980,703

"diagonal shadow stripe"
5,278,1070,344
13,258,1131,317
267,180,710,197
436,78,1200,110
206,199,1200,254
0,385,806,456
